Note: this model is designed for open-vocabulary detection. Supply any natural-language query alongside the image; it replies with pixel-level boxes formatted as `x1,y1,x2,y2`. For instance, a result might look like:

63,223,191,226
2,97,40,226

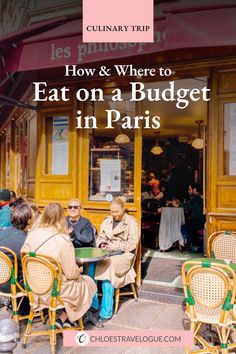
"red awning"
0,16,74,89
166,8,236,49
3,17,166,72
0,17,69,49
22,19,82,44
1,6,236,73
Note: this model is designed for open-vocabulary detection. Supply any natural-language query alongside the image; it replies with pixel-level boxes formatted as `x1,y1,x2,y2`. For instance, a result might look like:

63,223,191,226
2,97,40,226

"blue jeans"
91,279,114,319
88,262,96,278
88,262,115,319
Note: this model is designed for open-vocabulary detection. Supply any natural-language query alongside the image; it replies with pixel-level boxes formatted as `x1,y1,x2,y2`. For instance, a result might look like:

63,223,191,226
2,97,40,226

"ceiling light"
151,132,163,155
151,145,163,154
114,133,130,144
192,120,204,150
192,138,204,149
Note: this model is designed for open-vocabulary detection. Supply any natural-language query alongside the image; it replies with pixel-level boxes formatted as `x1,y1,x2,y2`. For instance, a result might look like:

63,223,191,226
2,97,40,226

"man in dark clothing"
180,183,205,249
66,198,94,248
165,159,191,201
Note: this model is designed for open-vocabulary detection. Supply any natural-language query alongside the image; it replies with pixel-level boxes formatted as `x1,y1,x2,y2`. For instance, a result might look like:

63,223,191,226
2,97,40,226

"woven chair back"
0,251,12,284
212,232,236,263
22,254,61,296
189,268,228,308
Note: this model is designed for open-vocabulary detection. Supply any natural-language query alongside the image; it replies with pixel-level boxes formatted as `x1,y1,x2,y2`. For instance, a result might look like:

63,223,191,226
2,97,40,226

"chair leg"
184,346,191,354
48,309,52,323
114,289,120,314
185,321,197,353
22,308,34,348
11,285,19,323
78,317,84,330
49,310,57,354
155,229,159,249
40,310,46,324
220,327,229,354
131,284,138,302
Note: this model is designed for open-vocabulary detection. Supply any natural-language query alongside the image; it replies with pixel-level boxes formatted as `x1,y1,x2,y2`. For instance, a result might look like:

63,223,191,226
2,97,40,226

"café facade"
1,2,236,284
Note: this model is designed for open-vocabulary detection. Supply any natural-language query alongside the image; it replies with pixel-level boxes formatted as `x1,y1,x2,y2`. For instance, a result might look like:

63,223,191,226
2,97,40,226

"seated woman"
0,203,31,292
90,197,139,327
66,199,94,248
0,203,31,314
21,202,97,328
28,202,41,231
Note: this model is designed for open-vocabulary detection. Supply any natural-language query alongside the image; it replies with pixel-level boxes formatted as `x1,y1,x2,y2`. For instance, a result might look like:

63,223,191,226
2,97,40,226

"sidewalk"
0,298,188,354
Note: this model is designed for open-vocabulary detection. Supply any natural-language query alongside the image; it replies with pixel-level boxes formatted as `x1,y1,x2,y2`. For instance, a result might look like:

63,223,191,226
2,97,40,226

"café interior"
91,77,207,254
141,78,207,252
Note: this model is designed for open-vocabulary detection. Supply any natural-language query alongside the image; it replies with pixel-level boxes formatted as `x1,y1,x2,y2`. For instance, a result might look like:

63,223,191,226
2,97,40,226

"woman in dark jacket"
0,203,31,293
0,203,31,314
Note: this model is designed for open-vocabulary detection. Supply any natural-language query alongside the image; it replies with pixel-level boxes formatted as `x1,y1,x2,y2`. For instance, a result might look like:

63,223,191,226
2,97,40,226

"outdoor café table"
75,247,109,273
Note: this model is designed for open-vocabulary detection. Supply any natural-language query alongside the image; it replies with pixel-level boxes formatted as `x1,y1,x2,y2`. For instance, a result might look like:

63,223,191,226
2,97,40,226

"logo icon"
75,331,90,346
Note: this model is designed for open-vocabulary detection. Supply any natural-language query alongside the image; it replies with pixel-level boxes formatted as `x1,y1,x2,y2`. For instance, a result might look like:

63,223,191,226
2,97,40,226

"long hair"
39,202,67,234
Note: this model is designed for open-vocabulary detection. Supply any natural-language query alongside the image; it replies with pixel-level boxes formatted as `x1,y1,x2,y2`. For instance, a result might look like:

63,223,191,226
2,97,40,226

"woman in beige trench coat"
89,197,139,327
21,203,97,328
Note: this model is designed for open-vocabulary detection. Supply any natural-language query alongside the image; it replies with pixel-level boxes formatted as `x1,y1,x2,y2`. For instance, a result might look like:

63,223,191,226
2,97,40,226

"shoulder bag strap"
33,233,59,253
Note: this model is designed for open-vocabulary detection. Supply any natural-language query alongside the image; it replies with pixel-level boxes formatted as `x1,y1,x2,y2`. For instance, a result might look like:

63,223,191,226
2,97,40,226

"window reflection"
224,103,236,175
88,95,135,202
45,115,69,175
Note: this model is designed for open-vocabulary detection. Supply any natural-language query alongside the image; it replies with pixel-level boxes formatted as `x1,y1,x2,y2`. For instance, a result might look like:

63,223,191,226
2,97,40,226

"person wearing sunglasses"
66,199,94,248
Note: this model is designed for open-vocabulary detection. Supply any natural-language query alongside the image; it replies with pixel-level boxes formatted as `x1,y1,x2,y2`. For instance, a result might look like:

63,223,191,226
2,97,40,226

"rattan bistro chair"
114,283,138,314
0,246,28,323
21,252,83,354
114,244,139,314
208,231,236,262
182,260,236,354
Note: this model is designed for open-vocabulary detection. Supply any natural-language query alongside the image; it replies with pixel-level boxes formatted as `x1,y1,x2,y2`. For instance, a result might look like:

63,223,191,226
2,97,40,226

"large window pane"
88,95,135,202
45,115,69,175
224,103,236,175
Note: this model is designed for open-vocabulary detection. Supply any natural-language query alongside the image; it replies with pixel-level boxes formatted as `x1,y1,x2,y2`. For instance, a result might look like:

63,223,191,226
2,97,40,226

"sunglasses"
67,205,80,210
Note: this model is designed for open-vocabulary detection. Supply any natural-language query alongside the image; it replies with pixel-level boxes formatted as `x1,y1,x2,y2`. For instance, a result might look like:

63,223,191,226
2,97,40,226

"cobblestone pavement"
0,299,188,354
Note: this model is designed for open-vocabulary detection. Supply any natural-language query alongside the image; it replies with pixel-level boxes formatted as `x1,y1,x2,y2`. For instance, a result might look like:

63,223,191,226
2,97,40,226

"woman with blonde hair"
89,197,139,327
28,202,41,231
21,202,97,328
